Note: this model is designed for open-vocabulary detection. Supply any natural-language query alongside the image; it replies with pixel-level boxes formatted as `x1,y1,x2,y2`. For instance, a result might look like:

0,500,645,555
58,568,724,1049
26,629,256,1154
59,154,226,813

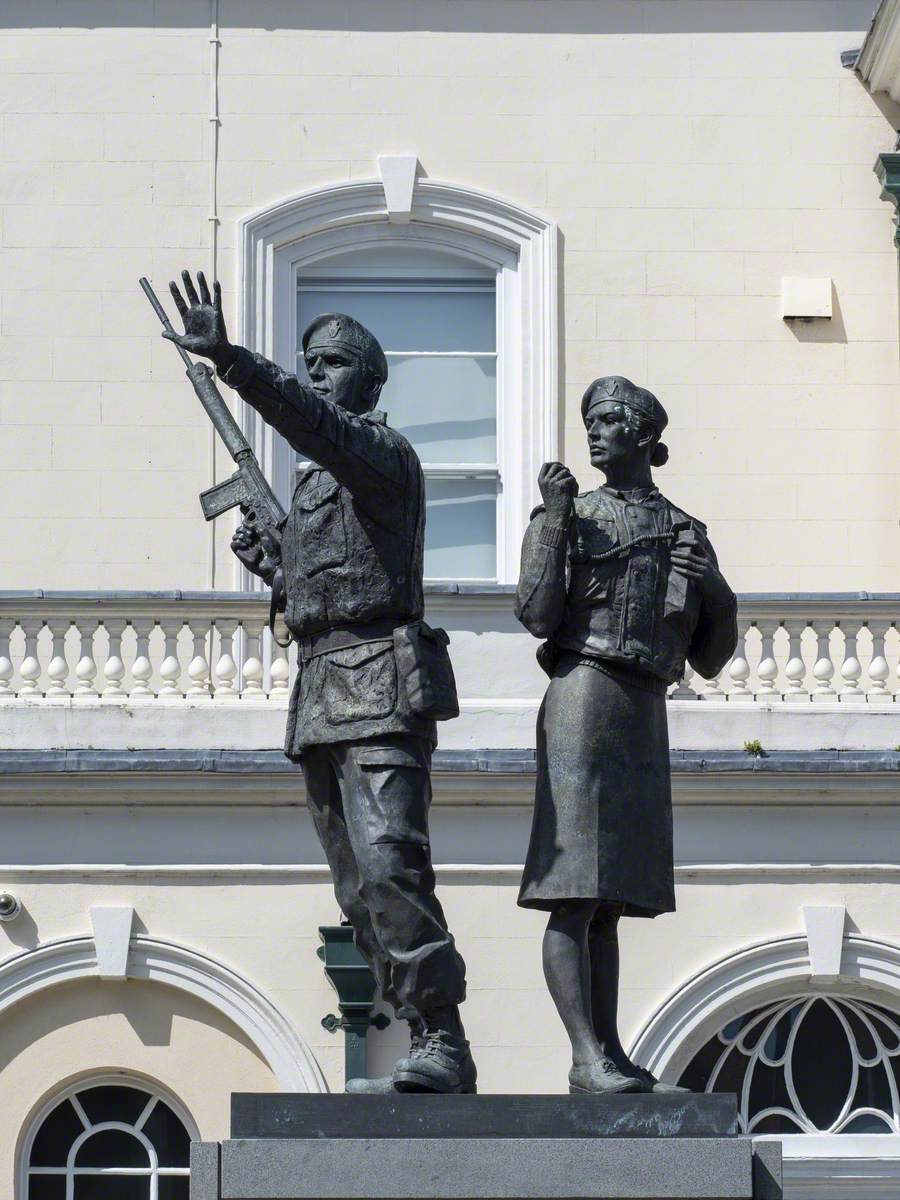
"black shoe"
393,1030,477,1094
568,1057,642,1094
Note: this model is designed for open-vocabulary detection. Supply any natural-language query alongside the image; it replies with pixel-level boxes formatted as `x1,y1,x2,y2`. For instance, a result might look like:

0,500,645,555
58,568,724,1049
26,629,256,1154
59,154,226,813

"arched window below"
678,994,900,1136
23,1077,194,1199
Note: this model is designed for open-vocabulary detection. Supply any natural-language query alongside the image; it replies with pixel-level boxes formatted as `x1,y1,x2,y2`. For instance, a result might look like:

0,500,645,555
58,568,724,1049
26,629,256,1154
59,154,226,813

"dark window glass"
74,1130,149,1169
710,1046,747,1097
30,1100,84,1167
78,1086,151,1127
842,1113,893,1133
27,1176,66,1200
74,1178,149,1199
158,1176,190,1200
141,1102,190,1167
844,1008,878,1061
748,1061,792,1116
791,1000,852,1130
752,1113,803,1134
677,1034,725,1095
868,1007,900,1053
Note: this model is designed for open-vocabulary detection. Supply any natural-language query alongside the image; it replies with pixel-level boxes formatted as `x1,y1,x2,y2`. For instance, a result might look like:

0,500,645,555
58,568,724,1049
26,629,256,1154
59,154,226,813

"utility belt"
297,617,399,661
298,617,460,723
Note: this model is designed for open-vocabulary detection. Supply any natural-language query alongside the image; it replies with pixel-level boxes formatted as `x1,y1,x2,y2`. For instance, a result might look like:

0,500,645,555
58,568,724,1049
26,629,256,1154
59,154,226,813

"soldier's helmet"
302,313,389,392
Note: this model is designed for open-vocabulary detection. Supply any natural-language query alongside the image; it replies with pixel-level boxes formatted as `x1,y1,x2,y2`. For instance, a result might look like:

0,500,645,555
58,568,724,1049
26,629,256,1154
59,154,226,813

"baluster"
670,662,696,700
701,669,725,699
866,621,893,705
839,621,864,702
755,621,780,700
45,619,71,697
131,618,155,699
158,618,184,698
783,619,809,702
270,632,291,696
101,619,126,697
73,618,99,699
213,619,238,698
19,618,43,697
241,619,265,697
187,619,212,698
727,623,752,701
810,621,836,702
0,619,14,697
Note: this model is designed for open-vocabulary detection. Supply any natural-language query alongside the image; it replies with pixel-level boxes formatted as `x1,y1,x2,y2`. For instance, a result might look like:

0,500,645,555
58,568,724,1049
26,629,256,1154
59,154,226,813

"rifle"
140,276,288,634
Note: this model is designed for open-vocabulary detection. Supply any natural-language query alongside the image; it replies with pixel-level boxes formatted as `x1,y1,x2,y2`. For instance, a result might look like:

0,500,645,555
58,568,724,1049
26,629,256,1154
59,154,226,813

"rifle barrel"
139,276,193,369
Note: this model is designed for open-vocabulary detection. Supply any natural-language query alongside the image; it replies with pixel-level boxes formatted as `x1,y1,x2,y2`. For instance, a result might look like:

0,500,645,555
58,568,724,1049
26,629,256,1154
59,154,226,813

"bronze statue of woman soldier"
515,376,738,1095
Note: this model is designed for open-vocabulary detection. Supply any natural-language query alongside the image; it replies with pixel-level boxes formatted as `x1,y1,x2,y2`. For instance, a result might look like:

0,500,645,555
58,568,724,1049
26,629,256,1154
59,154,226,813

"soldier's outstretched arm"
164,271,405,497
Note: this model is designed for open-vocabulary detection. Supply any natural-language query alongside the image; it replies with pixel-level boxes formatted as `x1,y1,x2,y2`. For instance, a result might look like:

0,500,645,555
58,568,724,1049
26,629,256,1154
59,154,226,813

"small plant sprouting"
743,739,764,757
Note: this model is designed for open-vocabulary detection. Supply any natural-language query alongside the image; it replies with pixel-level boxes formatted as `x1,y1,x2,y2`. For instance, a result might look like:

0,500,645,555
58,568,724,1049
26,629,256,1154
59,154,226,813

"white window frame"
237,177,558,586
19,1072,198,1200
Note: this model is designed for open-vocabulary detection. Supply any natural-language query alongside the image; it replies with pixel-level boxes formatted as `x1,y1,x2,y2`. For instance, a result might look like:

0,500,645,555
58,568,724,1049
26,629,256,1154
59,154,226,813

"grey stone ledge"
2,749,900,776
218,1136,755,1200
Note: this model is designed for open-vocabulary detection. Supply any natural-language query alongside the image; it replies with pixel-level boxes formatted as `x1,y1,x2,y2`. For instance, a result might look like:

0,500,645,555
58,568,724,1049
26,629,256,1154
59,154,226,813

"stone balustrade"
0,590,897,704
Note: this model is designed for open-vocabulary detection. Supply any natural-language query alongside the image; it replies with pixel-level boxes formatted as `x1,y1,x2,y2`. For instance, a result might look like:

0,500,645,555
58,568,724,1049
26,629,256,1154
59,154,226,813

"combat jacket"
219,347,435,753
515,485,737,685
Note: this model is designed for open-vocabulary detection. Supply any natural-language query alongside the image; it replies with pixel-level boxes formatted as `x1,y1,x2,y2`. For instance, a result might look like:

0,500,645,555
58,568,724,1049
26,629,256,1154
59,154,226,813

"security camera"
0,893,22,923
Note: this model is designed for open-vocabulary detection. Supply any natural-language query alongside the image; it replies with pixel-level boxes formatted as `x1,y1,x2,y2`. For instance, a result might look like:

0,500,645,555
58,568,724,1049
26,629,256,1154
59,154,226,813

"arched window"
239,177,557,585
22,1076,195,1199
678,994,900,1136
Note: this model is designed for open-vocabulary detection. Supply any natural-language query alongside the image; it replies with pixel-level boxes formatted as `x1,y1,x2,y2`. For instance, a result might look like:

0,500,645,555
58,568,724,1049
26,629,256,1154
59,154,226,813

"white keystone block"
802,904,846,978
781,277,832,320
91,905,135,979
378,156,418,224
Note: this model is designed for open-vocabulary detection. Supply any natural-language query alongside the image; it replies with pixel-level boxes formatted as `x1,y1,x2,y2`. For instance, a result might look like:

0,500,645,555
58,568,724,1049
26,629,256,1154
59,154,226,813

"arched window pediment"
238,176,558,585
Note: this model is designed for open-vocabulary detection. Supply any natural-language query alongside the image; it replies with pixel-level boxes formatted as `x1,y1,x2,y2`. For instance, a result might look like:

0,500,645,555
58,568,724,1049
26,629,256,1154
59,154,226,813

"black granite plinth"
231,1092,738,1140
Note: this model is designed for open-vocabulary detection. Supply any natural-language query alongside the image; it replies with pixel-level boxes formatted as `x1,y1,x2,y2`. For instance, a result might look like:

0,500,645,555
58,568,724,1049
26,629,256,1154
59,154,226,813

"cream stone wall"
2,868,897,1108
1,2,898,590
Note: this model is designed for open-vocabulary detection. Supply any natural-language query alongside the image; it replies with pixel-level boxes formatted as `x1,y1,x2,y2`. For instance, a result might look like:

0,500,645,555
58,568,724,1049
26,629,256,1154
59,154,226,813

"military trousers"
301,733,467,1022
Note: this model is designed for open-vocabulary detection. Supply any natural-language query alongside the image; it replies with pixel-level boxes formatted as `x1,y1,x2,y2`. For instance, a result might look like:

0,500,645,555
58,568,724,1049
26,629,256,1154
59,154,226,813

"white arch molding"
630,933,900,1082
0,935,327,1094
237,176,559,585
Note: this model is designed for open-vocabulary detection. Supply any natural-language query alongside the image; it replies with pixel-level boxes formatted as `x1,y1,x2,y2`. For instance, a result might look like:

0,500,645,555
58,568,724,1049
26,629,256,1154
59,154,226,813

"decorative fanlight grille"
677,995,900,1135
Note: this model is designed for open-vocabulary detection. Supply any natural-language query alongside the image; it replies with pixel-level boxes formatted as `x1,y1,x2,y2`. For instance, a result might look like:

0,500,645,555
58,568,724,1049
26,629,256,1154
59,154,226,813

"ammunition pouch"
394,621,459,722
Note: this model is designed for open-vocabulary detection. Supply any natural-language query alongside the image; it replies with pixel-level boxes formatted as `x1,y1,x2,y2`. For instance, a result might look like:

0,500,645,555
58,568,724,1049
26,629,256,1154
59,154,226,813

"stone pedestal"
190,1094,781,1200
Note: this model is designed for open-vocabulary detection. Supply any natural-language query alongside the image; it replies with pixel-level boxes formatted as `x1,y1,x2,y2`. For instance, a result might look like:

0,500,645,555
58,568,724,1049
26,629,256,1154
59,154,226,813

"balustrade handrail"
0,591,898,703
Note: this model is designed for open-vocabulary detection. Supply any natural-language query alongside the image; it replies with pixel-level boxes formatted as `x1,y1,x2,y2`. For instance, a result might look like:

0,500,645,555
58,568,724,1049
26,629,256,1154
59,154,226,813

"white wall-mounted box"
781,276,833,320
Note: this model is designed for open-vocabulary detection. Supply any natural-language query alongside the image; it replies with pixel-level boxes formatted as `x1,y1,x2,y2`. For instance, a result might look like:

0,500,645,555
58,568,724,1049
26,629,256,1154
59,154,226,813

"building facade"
2,1,900,1196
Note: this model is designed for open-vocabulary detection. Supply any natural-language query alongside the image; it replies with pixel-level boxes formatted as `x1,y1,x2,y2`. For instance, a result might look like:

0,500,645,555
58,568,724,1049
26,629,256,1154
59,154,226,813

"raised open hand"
164,269,233,368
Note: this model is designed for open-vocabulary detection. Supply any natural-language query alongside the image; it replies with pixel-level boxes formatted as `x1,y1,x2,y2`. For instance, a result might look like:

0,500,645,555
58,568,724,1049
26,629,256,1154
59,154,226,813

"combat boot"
392,1028,477,1094
345,1022,425,1094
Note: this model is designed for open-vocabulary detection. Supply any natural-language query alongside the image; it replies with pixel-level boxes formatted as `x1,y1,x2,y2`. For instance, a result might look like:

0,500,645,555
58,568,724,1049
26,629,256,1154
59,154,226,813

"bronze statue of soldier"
515,376,737,1095
164,270,476,1095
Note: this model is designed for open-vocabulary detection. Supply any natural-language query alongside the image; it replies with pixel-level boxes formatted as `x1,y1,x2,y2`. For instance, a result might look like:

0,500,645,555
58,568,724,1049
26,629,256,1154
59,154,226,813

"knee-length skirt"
517,652,675,918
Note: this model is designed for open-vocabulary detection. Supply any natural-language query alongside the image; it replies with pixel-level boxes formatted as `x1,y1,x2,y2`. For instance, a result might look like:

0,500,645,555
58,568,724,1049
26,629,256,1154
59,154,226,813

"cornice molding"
856,0,900,101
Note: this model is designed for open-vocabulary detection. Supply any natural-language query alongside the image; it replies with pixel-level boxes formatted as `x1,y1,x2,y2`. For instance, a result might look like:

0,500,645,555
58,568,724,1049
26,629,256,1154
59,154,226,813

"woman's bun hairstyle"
650,441,669,468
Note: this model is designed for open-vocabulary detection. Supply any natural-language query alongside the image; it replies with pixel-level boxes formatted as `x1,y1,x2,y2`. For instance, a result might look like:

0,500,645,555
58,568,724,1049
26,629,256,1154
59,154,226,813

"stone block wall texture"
1,1,898,589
